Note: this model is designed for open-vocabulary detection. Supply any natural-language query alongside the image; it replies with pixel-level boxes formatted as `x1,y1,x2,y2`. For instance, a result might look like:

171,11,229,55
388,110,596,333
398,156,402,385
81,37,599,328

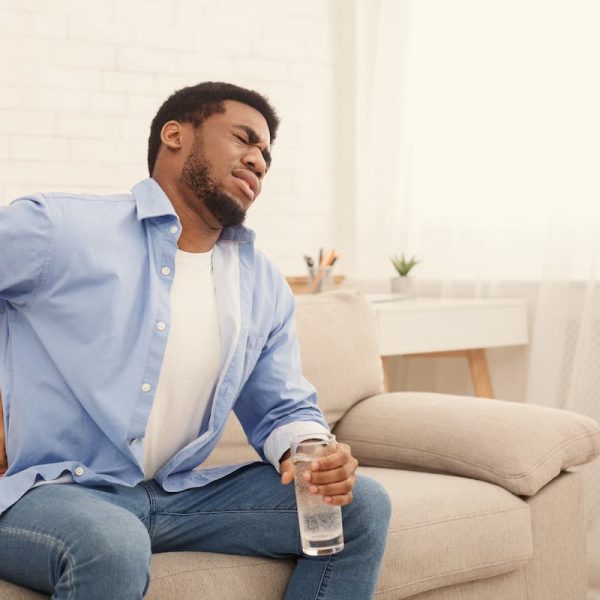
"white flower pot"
390,276,414,297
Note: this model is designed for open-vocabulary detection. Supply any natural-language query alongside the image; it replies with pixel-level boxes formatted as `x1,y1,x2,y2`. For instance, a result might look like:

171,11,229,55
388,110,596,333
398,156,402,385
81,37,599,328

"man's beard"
180,146,246,228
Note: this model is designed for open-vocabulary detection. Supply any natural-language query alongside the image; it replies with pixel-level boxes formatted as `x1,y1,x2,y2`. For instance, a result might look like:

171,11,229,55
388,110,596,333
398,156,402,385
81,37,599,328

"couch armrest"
333,392,600,496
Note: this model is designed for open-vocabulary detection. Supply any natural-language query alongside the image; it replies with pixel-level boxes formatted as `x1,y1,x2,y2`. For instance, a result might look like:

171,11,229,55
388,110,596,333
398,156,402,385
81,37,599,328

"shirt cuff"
264,421,331,473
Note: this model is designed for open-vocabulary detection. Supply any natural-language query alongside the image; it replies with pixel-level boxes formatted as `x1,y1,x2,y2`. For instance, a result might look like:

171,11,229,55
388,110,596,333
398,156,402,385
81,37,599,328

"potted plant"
390,254,420,296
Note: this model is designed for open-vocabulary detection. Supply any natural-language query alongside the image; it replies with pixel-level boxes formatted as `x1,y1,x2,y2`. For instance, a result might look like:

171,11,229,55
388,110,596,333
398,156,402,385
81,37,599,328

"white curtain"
352,0,600,591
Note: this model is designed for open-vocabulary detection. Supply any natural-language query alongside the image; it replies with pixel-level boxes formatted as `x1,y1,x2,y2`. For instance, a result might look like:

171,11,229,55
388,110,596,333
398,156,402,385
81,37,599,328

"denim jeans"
0,463,391,599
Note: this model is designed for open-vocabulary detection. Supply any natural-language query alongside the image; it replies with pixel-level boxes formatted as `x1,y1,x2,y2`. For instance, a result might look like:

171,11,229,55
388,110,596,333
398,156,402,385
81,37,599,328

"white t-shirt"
143,248,221,479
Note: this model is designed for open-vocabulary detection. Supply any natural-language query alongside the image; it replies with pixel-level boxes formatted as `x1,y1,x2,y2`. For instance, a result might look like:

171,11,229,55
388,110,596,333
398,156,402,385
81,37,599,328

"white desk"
366,296,529,398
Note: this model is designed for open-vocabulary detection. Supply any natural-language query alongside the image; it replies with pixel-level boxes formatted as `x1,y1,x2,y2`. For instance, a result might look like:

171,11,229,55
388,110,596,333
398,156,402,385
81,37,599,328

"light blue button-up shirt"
0,178,328,515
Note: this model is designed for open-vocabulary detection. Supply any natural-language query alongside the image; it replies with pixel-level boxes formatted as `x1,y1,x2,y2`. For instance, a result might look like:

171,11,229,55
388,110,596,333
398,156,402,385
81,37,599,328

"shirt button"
74,466,84,476
156,321,166,331
161,266,171,276
169,226,178,234
141,383,152,393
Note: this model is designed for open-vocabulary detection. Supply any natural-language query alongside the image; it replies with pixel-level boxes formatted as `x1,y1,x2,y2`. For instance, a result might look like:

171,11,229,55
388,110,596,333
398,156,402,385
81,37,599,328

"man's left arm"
233,277,358,506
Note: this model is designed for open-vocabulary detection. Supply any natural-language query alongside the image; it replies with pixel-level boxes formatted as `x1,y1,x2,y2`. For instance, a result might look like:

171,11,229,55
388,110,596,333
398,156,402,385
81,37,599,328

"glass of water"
290,433,344,556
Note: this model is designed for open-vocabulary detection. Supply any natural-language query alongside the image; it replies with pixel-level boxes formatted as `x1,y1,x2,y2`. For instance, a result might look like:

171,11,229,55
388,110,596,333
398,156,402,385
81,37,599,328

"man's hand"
280,442,358,506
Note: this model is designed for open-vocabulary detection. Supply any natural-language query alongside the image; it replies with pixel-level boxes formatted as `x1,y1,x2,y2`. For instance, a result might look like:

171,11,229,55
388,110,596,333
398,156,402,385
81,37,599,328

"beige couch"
1,291,599,600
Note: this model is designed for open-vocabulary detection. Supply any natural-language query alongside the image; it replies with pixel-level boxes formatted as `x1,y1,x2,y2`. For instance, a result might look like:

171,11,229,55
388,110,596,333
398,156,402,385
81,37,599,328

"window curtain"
352,0,600,589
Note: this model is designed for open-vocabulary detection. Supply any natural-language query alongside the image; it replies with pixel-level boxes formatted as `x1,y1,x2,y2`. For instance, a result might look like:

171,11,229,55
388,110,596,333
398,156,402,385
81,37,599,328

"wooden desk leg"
381,356,392,392
467,349,494,398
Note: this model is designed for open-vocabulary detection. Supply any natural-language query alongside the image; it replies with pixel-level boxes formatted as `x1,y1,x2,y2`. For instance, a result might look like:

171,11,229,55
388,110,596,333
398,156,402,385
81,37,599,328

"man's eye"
235,135,248,144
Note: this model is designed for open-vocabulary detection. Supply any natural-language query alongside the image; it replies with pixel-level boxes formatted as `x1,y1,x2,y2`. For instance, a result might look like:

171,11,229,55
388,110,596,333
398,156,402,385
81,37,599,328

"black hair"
147,81,280,175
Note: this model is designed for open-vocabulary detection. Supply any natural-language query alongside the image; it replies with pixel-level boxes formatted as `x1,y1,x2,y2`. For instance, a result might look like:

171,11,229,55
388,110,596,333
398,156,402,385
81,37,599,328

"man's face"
180,100,271,228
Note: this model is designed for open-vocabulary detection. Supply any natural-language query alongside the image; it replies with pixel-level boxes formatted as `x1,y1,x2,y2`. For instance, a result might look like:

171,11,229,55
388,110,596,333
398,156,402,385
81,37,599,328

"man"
0,82,390,599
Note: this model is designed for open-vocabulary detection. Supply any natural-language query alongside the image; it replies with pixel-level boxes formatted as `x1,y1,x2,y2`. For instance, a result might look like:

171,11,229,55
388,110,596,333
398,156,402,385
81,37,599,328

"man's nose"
243,146,267,179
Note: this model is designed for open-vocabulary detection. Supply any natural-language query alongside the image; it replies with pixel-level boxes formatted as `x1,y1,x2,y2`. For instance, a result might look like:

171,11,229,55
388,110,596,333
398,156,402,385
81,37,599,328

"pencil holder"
308,267,334,294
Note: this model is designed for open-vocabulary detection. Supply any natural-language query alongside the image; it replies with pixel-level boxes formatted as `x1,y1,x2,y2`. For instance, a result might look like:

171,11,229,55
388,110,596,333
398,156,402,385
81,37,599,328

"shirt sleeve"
263,420,330,473
233,272,330,470
0,196,52,304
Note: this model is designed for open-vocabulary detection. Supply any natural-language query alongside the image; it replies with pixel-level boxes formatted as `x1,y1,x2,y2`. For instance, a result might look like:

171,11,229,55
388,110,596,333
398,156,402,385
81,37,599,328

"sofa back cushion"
294,291,383,425
0,292,383,470
204,291,384,466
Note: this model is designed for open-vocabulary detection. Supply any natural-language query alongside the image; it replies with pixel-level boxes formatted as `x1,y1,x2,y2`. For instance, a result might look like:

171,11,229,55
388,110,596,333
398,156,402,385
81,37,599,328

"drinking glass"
290,433,344,556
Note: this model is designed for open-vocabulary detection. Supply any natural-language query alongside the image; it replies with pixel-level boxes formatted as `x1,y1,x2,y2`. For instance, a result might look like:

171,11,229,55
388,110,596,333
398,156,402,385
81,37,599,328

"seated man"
0,81,391,599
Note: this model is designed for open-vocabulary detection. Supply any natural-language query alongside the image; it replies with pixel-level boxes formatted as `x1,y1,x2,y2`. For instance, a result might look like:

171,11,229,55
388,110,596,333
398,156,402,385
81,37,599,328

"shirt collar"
131,178,178,221
131,178,256,244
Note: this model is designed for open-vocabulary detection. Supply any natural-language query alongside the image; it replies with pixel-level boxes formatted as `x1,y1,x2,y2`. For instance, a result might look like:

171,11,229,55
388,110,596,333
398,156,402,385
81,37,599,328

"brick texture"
0,0,344,274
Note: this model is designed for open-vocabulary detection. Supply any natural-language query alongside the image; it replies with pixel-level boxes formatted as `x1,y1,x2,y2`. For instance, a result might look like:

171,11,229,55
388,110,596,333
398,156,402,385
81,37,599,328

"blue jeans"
0,464,391,599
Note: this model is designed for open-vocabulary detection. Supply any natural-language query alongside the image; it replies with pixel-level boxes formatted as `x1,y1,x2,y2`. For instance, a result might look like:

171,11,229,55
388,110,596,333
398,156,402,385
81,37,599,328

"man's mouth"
231,169,259,201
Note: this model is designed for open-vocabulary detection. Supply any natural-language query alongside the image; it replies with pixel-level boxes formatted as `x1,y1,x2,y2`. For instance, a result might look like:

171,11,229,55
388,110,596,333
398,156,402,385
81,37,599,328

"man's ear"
160,120,185,150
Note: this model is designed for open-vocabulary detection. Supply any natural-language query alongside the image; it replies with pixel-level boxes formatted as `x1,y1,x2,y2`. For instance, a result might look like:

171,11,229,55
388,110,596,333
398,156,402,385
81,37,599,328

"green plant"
390,254,420,277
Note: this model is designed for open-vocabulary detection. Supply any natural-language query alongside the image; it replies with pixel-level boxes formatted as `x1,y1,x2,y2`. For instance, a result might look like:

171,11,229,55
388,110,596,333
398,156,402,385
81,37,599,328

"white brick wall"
0,0,347,275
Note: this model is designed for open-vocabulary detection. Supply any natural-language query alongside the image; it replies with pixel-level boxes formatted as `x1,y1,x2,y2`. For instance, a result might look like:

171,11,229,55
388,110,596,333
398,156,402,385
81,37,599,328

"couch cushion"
0,553,295,600
201,411,260,467
391,570,528,600
0,464,533,600
146,552,294,599
0,465,534,600
0,580,46,599
334,392,600,496
362,466,533,599
294,291,384,427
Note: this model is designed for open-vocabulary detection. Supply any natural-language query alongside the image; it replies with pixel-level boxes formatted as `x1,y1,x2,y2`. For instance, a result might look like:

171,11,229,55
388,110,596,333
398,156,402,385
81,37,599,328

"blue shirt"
0,178,328,515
